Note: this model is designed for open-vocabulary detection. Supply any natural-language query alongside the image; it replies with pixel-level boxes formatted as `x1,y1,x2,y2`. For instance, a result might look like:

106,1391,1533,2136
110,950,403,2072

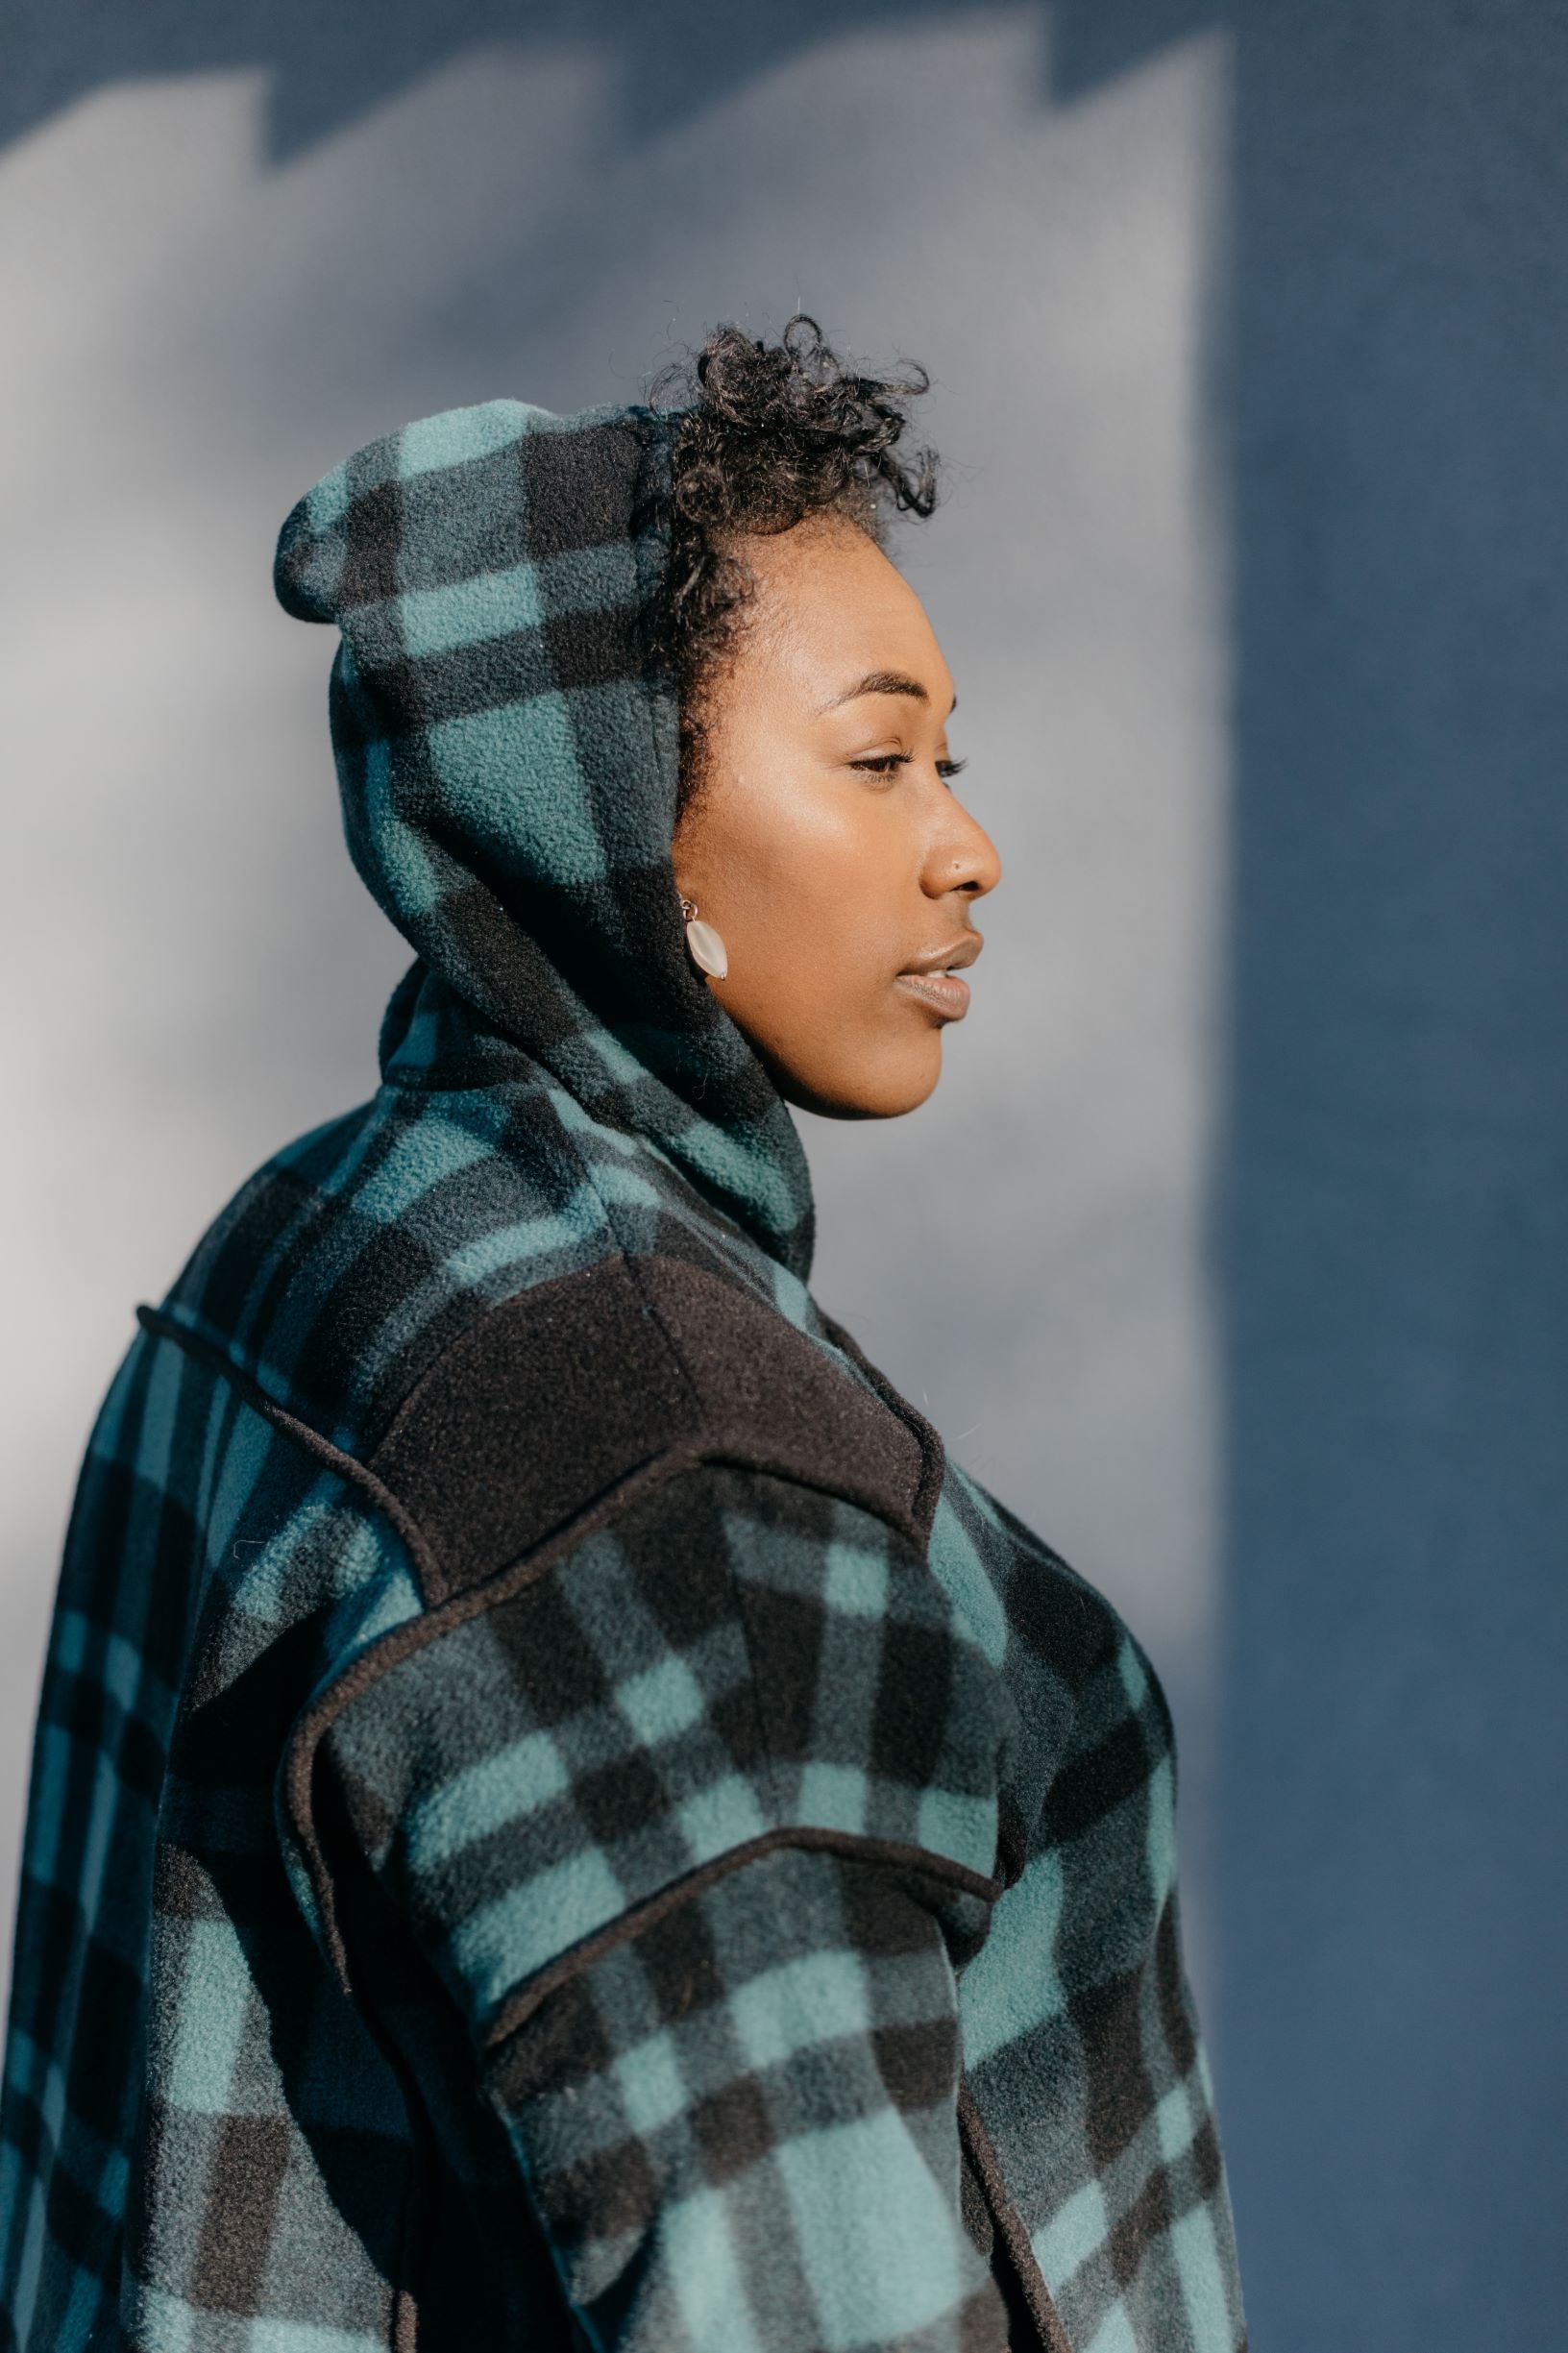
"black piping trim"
136,1305,443,1988
357,1250,932,1588
957,2082,1074,2353
136,1300,994,2338
482,1825,1003,2050
820,1311,948,1542
135,1303,438,2347
136,1307,444,1603
278,1441,941,1972
138,1309,949,1991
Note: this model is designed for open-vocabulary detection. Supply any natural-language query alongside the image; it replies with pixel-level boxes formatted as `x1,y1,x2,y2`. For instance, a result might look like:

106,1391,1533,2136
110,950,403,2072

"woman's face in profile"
672,514,1002,1121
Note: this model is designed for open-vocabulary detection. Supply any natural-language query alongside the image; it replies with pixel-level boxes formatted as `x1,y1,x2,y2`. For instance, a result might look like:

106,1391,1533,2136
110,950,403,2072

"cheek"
724,808,935,1103
678,757,944,1115
719,777,908,979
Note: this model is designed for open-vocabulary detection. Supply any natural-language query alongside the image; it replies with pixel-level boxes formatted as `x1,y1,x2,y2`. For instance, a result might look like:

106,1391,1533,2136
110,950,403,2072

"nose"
921,794,1001,902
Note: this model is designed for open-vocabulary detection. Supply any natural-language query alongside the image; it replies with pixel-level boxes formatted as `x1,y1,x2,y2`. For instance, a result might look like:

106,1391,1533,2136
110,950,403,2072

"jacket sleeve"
309,1459,1012,2352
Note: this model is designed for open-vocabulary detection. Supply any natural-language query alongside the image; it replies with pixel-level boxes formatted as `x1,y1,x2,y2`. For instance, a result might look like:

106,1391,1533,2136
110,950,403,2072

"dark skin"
672,514,1002,1118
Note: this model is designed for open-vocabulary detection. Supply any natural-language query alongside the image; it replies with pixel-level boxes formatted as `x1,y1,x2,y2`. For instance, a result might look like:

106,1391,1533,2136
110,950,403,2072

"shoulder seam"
135,1305,443,1600
482,1824,1003,2051
138,1311,961,2029
365,1255,932,1574
283,1449,935,1993
283,1443,930,1823
135,1303,442,1993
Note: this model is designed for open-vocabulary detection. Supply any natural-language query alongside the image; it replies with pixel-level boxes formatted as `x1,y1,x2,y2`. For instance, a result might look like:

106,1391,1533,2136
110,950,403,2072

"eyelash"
850,754,968,781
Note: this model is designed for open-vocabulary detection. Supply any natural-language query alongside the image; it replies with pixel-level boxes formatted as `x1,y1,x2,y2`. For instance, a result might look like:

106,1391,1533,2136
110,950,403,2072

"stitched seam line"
281,1440,931,1845
134,1332,936,1993
957,2082,1074,2353
270,1444,946,2057
136,1306,438,1989
139,1313,970,2041
135,1304,436,2348
482,1825,1002,2050
136,1307,995,2332
136,1307,444,1603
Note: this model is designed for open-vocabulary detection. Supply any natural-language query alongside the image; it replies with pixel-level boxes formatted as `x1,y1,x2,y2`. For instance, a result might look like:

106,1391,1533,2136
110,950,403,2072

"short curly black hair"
651,315,940,815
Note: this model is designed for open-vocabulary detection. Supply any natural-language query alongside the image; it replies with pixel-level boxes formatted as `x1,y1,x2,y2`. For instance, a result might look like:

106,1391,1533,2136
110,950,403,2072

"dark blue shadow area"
1207,5,1568,2348
9,2,1567,2344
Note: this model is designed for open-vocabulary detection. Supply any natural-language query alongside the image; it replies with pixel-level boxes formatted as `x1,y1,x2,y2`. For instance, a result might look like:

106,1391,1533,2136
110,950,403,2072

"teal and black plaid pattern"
938,1474,1244,2351
316,1465,1004,2039
318,1467,1008,2353
0,1336,428,2352
1,396,1244,2351
488,1843,999,2353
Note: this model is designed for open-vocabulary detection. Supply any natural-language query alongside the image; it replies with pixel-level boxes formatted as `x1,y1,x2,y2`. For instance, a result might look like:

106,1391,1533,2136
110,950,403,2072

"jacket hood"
274,398,813,1279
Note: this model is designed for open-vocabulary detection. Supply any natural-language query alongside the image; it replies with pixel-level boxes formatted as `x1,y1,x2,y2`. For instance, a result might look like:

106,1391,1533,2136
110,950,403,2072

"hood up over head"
274,397,814,1280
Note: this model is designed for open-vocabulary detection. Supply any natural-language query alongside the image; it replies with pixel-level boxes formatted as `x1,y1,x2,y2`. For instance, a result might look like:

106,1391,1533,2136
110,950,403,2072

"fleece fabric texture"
0,397,1246,2353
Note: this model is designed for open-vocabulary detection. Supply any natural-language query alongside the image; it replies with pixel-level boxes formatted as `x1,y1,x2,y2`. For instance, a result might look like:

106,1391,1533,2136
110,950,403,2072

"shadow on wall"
0,0,1231,159
7,4,1568,2349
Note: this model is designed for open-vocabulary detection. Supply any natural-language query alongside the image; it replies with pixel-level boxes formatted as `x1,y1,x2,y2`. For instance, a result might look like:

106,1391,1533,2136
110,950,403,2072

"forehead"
740,519,950,699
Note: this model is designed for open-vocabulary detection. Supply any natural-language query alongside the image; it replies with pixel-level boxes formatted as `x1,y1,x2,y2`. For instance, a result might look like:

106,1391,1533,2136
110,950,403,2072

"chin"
780,1044,943,1122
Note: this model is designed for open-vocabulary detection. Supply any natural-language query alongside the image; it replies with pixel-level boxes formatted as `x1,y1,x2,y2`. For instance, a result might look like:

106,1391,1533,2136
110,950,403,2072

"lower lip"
894,970,971,1020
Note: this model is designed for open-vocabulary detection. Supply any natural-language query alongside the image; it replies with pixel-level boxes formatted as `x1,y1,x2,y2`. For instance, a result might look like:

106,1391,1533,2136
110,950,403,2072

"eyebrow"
823,669,959,715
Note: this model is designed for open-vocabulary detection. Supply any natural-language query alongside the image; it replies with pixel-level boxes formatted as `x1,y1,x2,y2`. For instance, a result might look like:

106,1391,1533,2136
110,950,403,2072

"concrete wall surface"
1,4,1563,2344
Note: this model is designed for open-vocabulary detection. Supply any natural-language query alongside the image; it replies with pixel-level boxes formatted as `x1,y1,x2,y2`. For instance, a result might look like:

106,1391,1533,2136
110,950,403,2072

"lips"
895,968,972,1019
894,932,982,1021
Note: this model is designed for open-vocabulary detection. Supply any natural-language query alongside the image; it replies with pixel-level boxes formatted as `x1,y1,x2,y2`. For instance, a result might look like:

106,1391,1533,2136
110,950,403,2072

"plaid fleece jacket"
0,399,1245,2353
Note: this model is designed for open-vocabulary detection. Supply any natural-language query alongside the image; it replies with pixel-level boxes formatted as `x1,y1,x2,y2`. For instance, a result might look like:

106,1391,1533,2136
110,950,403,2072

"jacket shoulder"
160,1077,616,1442
368,1251,933,1604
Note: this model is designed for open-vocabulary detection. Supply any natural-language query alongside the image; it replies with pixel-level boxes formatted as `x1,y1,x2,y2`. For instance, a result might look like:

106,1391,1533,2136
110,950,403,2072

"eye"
848,752,911,776
936,757,968,782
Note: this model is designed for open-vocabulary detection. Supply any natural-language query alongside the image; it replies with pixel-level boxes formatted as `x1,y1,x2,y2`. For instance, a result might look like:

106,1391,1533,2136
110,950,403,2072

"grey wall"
2,5,1564,2345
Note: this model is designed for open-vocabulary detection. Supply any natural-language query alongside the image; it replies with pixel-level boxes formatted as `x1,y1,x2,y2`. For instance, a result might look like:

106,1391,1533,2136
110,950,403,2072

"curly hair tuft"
650,315,940,813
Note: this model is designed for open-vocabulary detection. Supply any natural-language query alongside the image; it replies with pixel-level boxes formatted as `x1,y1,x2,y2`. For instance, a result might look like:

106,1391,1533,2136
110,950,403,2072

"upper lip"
900,933,984,976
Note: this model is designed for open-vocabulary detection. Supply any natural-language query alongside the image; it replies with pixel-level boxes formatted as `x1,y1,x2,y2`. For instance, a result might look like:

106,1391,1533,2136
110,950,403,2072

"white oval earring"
678,895,729,981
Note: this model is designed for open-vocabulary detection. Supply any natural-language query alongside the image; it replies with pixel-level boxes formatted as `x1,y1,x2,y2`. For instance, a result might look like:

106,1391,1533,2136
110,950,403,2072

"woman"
0,320,1245,2352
